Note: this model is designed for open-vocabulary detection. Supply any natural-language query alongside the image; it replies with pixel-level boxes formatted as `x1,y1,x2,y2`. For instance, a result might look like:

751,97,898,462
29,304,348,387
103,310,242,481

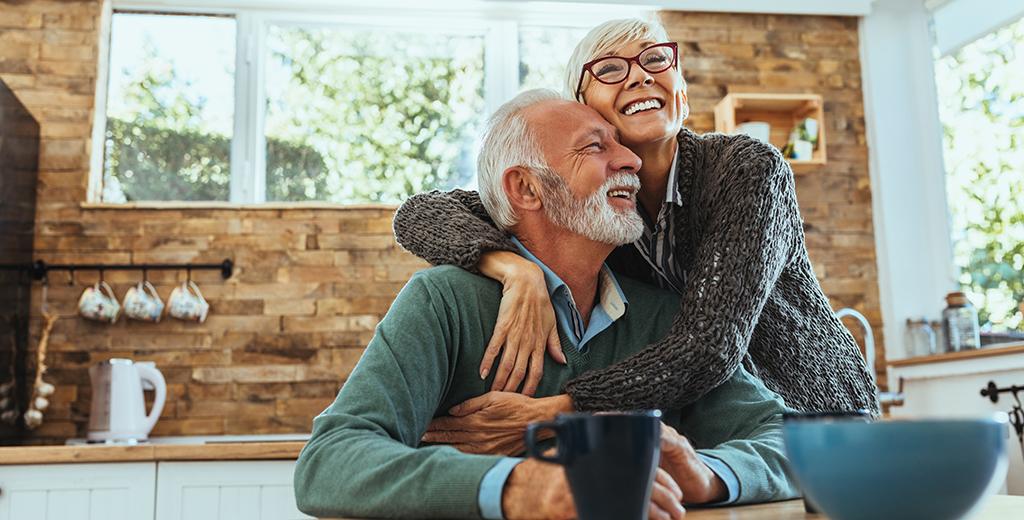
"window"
263,25,485,203
103,13,236,202
518,25,590,92
934,15,1024,335
96,3,627,204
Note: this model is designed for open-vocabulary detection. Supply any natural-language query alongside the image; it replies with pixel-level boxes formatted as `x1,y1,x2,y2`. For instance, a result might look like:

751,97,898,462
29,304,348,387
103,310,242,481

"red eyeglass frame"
574,42,680,102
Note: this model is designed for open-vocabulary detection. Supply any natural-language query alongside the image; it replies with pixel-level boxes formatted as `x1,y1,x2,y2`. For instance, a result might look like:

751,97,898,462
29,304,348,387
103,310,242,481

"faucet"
835,307,904,407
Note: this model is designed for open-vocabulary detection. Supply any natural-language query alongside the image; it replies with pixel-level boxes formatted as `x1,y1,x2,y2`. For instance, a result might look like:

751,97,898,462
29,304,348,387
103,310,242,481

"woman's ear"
502,167,543,213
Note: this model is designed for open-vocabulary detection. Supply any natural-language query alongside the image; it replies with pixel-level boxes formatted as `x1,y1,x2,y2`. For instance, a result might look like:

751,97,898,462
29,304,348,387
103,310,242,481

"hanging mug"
168,280,209,323
123,281,165,322
78,281,120,323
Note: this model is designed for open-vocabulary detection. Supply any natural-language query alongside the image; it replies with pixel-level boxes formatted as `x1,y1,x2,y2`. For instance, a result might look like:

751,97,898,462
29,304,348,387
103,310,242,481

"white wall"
860,0,957,361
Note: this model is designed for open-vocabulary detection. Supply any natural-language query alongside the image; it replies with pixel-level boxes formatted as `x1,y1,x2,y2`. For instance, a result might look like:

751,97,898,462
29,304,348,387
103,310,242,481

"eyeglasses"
575,42,679,102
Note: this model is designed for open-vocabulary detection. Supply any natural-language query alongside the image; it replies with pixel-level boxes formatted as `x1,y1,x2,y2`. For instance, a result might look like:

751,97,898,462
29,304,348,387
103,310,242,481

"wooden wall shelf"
713,93,827,169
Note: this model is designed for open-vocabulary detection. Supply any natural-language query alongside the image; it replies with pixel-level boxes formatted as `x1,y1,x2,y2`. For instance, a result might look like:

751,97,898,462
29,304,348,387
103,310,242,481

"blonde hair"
564,18,673,102
477,88,563,230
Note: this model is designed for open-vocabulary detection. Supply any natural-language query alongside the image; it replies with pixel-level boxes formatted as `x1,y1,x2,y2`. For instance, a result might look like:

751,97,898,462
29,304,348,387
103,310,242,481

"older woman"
393,18,878,416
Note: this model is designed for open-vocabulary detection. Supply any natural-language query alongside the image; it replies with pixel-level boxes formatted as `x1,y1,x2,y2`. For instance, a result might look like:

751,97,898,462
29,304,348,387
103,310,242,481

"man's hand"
502,460,685,520
502,459,575,520
422,392,573,455
659,423,728,504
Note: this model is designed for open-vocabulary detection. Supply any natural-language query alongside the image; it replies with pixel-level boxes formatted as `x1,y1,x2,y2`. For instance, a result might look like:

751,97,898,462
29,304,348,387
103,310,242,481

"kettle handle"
135,363,167,435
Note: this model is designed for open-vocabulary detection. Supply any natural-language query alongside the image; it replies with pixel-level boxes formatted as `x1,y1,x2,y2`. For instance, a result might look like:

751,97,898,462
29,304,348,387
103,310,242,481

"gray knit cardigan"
392,128,880,415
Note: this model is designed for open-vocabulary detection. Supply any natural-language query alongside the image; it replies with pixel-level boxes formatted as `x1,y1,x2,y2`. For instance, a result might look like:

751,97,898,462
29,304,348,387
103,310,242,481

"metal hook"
99,268,104,284
142,267,149,283
41,275,50,315
186,267,192,283
68,267,75,286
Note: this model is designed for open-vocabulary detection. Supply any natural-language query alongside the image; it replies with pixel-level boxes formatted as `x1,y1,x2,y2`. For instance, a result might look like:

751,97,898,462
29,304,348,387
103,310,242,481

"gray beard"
535,169,644,246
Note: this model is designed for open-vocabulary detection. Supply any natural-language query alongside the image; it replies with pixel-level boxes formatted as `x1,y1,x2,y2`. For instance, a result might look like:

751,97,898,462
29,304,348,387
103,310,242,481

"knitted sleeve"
393,189,518,271
564,145,800,412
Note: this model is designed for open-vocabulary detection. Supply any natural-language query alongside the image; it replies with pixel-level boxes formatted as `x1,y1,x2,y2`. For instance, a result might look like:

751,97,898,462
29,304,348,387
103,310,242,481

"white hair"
565,17,672,102
477,88,565,230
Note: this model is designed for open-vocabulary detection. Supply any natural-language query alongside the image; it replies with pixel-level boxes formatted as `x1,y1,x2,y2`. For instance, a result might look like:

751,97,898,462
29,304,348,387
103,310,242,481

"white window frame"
90,0,648,204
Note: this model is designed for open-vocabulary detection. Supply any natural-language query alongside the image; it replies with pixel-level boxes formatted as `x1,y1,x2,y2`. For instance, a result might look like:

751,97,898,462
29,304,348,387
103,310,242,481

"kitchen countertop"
325,496,1024,519
679,496,1023,519
888,342,1024,367
0,441,306,465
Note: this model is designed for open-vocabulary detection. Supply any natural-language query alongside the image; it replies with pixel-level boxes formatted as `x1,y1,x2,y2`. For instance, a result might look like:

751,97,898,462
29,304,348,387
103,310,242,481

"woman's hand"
421,392,573,455
478,251,565,395
659,423,728,504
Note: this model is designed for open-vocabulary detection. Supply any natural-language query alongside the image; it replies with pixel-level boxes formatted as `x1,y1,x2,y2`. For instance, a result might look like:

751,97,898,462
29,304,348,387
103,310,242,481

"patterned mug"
168,280,209,323
123,281,165,322
78,281,120,323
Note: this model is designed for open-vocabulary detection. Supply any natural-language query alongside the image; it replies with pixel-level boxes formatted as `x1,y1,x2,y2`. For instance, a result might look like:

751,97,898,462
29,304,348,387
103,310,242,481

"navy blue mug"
525,410,662,520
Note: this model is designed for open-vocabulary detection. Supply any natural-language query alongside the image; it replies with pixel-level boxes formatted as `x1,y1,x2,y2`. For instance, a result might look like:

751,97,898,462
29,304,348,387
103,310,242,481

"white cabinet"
0,462,156,520
154,461,311,520
888,348,1024,495
0,460,309,520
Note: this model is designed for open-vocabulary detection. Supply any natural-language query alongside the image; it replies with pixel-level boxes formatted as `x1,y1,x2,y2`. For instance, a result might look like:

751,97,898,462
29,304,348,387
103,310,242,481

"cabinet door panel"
156,461,311,520
0,463,156,520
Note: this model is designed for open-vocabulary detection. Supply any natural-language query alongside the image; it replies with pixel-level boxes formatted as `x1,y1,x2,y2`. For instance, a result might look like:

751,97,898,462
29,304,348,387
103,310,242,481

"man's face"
521,101,645,245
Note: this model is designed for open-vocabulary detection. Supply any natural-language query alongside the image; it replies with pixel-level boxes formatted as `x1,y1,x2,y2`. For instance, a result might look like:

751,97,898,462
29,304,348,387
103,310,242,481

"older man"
293,89,798,519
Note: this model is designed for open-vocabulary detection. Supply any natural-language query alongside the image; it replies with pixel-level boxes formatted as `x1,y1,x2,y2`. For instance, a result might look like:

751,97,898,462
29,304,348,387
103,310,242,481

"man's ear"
502,167,543,213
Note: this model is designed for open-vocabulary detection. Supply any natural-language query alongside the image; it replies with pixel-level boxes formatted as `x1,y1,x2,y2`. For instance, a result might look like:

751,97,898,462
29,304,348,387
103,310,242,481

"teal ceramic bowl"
783,416,1008,520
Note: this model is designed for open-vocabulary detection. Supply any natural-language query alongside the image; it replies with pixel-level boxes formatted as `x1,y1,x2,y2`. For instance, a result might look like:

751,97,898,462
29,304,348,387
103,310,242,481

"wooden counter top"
888,342,1024,368
0,441,306,465
326,496,1024,519
677,495,1023,519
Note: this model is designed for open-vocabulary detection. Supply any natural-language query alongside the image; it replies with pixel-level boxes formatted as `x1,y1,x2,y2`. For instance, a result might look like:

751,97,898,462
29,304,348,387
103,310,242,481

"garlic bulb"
34,397,50,411
1,409,18,424
0,397,10,410
0,381,13,396
24,408,43,428
36,382,55,397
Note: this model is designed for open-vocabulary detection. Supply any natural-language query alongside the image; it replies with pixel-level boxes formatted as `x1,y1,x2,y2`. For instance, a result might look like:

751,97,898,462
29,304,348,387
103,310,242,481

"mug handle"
143,281,162,300
186,280,206,303
525,421,569,465
99,280,117,300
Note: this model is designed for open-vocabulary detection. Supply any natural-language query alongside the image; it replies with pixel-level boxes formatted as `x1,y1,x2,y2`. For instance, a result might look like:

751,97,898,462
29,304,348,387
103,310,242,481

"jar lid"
945,292,970,306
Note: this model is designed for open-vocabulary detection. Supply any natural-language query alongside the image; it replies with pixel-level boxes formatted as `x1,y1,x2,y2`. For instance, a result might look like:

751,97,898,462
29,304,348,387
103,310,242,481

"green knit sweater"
293,266,798,519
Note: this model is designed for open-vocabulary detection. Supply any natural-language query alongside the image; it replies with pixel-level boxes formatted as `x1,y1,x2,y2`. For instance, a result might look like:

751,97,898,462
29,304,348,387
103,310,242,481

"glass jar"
930,320,946,354
942,292,981,352
905,318,936,357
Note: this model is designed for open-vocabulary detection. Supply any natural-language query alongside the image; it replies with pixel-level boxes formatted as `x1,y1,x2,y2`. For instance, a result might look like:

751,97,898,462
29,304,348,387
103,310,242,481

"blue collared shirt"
477,237,739,518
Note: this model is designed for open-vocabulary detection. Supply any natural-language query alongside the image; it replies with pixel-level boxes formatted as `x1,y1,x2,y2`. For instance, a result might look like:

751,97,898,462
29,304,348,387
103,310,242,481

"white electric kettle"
88,358,166,443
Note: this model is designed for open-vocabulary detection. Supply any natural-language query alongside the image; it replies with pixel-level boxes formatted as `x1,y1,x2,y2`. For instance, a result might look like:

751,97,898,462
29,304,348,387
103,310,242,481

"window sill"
80,201,399,211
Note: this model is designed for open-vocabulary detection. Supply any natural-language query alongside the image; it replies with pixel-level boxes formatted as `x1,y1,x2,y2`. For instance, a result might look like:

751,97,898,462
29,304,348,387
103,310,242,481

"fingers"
650,468,686,519
448,393,494,416
546,327,567,365
521,347,545,397
502,344,531,393
423,428,518,445
480,325,507,380
656,468,683,502
490,336,520,391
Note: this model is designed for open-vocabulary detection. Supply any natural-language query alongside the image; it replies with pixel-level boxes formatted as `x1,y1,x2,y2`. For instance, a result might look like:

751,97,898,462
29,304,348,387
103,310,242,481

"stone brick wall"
1,2,883,444
659,11,883,376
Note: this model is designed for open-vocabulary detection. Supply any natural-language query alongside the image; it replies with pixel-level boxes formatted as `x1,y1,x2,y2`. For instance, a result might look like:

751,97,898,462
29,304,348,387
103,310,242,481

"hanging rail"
980,381,1024,404
0,259,234,280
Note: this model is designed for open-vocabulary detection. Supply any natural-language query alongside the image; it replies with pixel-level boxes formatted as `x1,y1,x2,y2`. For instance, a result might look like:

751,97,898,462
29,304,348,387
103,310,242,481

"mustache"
597,171,641,194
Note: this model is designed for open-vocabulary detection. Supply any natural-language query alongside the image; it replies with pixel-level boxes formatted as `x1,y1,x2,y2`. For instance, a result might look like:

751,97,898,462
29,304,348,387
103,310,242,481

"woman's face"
580,39,688,149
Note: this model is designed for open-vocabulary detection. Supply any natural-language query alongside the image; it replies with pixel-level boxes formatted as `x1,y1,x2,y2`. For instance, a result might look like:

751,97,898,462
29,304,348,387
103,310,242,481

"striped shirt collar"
511,236,628,349
632,145,687,294
666,148,683,206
